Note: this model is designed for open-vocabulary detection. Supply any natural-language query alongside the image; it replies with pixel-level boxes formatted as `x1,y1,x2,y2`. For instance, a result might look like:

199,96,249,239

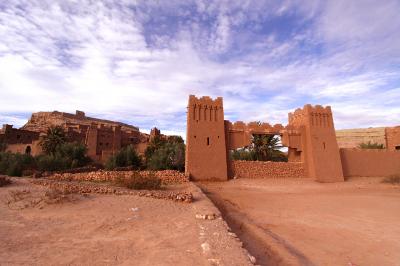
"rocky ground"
0,177,253,266
199,177,400,266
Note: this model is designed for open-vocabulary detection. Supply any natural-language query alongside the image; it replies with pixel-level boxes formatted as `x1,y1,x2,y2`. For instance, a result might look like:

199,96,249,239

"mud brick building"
185,95,400,182
0,110,166,162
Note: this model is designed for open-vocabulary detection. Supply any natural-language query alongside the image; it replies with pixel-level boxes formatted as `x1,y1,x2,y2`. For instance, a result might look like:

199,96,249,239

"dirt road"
199,177,400,266
0,178,251,266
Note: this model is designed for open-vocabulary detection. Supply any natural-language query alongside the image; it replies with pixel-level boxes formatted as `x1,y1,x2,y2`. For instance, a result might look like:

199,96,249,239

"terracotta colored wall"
185,95,228,181
386,127,400,151
340,148,400,177
6,140,42,156
231,160,305,179
288,105,344,182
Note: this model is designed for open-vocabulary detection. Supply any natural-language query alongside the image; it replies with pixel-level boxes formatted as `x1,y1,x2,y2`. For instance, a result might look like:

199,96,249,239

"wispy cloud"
0,0,399,137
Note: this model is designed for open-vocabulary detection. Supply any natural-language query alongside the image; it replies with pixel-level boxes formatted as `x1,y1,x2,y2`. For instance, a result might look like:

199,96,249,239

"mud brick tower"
185,95,228,181
288,105,344,182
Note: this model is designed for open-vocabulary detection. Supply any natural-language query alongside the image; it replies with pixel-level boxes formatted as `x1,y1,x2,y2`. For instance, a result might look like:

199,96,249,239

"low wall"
231,160,305,179
48,170,188,185
340,148,400,177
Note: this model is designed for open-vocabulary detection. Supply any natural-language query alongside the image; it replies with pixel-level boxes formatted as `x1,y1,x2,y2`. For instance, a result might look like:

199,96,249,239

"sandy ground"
200,177,400,266
0,178,251,266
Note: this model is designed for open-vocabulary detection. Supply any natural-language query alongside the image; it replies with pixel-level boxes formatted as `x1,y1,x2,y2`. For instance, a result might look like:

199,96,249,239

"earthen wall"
386,126,400,151
340,148,400,177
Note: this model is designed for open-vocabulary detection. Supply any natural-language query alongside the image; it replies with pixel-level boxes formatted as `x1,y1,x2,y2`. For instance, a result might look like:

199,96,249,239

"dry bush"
5,188,77,210
382,174,400,184
115,171,162,190
0,176,12,187
43,188,75,204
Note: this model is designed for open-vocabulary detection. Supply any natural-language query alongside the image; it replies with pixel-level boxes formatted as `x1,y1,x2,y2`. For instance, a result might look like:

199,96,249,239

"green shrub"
358,141,385,149
115,171,161,190
105,145,142,170
0,141,7,152
231,148,256,161
382,175,400,184
145,136,185,171
35,154,69,172
56,142,91,167
0,152,36,177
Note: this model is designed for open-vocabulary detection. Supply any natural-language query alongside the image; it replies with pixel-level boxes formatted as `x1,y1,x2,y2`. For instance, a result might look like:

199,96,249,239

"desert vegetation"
105,145,142,170
231,132,288,162
114,171,162,190
144,135,185,171
358,141,385,149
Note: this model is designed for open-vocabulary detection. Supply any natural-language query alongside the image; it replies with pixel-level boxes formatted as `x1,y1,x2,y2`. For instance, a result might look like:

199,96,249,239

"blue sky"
0,0,399,137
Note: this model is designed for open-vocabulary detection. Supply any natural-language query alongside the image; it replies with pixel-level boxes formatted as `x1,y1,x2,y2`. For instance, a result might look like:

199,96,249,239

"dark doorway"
25,146,31,155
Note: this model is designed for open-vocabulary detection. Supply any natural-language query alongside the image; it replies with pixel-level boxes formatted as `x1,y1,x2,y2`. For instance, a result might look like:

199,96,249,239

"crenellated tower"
185,95,228,180
288,104,344,182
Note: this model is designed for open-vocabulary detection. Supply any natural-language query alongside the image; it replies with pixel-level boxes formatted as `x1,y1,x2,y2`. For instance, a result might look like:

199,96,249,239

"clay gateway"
185,95,400,182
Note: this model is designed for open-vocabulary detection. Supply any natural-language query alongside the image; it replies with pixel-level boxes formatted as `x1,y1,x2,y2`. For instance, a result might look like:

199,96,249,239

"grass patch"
115,171,162,190
382,175,400,184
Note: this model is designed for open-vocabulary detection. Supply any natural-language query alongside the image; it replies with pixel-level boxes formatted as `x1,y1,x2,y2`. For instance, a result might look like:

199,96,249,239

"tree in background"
358,141,385,149
0,141,7,152
231,131,288,162
105,145,142,170
145,135,185,171
40,125,67,155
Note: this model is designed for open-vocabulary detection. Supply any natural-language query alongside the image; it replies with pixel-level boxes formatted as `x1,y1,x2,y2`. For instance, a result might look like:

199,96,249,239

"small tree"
105,145,142,170
358,141,384,149
145,135,185,171
0,141,7,152
252,134,282,161
40,126,67,155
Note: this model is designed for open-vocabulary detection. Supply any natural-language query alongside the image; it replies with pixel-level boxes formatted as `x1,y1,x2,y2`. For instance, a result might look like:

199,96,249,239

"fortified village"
1,95,400,181
1,95,400,266
185,95,400,182
0,110,168,162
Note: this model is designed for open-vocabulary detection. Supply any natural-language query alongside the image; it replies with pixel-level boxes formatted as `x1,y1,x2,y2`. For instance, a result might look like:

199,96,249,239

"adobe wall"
288,105,344,182
5,140,42,156
386,126,400,151
340,148,400,177
185,95,228,181
231,160,305,179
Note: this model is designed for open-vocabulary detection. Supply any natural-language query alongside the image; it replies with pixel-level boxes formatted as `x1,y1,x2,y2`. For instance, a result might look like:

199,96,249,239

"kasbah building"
1,95,400,182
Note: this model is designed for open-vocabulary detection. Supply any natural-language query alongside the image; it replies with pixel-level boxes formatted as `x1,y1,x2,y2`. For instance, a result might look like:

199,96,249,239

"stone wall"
230,160,305,179
340,148,400,177
48,170,188,185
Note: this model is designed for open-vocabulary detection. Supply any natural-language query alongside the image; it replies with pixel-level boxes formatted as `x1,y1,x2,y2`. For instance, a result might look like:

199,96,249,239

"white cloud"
0,0,399,138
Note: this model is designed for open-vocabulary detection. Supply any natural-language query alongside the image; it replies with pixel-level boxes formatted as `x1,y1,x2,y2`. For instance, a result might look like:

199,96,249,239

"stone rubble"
31,179,193,203
47,170,189,185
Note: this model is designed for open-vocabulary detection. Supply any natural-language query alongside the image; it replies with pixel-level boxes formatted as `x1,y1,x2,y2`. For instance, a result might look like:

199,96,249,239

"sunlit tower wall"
185,95,228,181
288,104,344,182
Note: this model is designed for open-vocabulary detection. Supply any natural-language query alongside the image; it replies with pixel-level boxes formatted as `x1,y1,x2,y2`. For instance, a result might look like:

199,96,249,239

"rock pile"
31,179,193,203
48,170,188,185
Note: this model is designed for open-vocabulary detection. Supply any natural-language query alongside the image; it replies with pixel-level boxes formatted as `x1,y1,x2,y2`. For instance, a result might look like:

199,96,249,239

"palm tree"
40,126,66,155
251,134,281,161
